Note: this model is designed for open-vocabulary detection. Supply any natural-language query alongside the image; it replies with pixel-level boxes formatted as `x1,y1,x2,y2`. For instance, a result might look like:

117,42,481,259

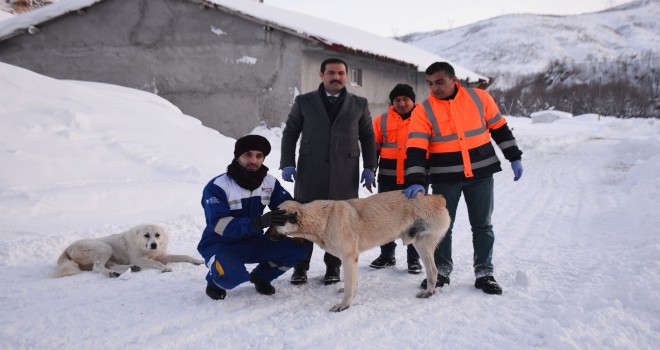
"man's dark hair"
321,58,348,73
425,62,455,77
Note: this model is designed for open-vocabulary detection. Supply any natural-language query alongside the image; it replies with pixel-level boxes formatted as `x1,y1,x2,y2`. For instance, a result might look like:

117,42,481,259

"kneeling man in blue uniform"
198,135,307,300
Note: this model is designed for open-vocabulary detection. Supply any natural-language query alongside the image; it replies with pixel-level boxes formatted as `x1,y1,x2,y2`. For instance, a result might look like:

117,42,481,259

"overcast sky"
264,0,634,37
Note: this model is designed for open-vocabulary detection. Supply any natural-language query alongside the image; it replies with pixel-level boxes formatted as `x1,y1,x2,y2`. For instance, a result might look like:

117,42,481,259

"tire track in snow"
494,131,659,346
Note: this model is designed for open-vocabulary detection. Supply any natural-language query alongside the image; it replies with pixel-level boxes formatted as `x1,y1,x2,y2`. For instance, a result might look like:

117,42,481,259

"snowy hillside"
401,0,660,89
1,62,659,348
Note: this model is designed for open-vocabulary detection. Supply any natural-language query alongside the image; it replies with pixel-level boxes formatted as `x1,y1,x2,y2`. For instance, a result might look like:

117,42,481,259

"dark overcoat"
280,90,377,202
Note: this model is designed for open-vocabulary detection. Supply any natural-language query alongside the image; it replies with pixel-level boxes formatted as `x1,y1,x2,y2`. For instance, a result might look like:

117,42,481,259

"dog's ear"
132,226,143,236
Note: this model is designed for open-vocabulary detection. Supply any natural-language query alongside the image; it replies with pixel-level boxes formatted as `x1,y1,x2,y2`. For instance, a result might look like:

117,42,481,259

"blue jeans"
377,183,421,261
431,176,495,278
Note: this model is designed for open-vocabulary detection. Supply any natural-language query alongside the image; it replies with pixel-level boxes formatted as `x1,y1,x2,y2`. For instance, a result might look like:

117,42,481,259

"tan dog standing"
270,191,450,312
53,223,203,278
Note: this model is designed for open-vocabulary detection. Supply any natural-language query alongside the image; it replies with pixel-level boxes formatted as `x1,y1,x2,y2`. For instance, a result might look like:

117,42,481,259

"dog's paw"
161,266,173,273
130,265,142,272
329,303,350,312
109,272,121,278
415,290,435,299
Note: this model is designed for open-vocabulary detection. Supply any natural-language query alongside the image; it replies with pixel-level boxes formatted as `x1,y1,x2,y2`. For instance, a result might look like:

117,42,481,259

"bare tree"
490,53,659,118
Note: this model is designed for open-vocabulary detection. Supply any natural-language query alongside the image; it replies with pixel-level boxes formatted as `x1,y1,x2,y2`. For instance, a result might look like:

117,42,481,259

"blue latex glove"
360,168,376,193
282,166,297,182
511,160,523,181
403,184,426,199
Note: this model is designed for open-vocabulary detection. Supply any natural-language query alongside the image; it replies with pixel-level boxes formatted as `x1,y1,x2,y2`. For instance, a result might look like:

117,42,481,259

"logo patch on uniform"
206,196,220,205
215,260,225,276
261,186,274,194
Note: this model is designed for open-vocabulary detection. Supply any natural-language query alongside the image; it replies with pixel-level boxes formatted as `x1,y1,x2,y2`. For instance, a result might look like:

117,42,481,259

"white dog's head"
129,224,169,253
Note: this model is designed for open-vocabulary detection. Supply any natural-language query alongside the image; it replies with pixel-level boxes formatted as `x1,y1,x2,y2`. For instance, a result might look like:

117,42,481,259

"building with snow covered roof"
0,0,488,137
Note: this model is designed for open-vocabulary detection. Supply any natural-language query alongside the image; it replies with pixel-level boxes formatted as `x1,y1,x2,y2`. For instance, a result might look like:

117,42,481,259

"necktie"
327,95,338,104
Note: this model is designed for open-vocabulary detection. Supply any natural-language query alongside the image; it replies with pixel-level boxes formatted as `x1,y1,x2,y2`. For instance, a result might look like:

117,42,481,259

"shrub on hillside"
491,53,659,118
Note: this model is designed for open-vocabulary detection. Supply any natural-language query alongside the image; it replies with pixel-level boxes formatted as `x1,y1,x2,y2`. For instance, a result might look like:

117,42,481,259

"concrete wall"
0,0,431,137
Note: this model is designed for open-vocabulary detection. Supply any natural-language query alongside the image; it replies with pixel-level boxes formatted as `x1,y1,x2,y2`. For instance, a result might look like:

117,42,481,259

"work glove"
252,210,288,230
282,166,297,182
360,168,376,193
511,160,523,181
403,184,426,199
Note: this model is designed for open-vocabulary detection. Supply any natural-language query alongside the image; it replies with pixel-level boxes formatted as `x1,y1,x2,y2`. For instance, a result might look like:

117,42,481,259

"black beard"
226,159,269,191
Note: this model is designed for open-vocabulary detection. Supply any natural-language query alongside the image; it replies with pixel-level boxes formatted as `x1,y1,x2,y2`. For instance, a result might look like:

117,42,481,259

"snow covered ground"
0,62,658,349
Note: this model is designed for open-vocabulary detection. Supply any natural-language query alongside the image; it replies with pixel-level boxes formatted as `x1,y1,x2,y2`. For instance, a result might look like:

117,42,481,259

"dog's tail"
51,250,81,278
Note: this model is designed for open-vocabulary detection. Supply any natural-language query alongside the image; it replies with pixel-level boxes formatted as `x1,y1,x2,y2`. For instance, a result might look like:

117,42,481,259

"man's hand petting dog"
253,210,288,230
265,213,299,241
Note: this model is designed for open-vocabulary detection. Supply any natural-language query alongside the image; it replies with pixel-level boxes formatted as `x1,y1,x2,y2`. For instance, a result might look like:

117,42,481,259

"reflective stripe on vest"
405,165,427,176
420,88,492,178
497,139,518,150
422,88,489,143
378,113,397,149
377,111,411,184
429,156,499,174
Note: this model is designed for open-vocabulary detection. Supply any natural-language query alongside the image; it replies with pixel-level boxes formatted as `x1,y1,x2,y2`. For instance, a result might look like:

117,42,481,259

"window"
349,68,362,87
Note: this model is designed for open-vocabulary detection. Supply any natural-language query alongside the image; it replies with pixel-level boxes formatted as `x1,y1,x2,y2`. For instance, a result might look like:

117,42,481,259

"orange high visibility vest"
407,83,506,178
373,106,414,184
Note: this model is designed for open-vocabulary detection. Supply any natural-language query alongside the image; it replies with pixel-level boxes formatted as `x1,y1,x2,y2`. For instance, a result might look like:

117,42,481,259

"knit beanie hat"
234,134,271,159
389,83,416,104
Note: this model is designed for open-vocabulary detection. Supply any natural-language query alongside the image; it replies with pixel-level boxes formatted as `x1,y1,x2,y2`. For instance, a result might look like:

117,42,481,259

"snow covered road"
1,63,658,349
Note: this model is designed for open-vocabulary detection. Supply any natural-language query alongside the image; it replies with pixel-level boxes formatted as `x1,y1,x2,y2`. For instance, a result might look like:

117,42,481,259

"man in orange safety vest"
403,62,524,295
369,84,428,274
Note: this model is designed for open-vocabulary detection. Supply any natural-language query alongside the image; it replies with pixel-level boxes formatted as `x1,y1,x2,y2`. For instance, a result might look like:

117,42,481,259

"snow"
0,0,101,40
237,56,258,65
205,0,484,79
1,62,659,349
210,25,227,36
403,0,660,88
531,110,573,124
264,0,638,37
0,10,12,22
0,0,485,82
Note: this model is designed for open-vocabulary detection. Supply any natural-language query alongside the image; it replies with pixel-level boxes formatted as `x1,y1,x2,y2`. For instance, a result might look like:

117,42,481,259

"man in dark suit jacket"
280,57,378,285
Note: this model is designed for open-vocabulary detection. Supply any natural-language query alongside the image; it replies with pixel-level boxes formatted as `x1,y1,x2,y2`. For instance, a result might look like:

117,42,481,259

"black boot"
250,274,276,295
369,255,396,269
420,274,450,289
474,276,502,295
323,264,340,285
205,283,227,300
407,259,422,274
290,265,308,285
